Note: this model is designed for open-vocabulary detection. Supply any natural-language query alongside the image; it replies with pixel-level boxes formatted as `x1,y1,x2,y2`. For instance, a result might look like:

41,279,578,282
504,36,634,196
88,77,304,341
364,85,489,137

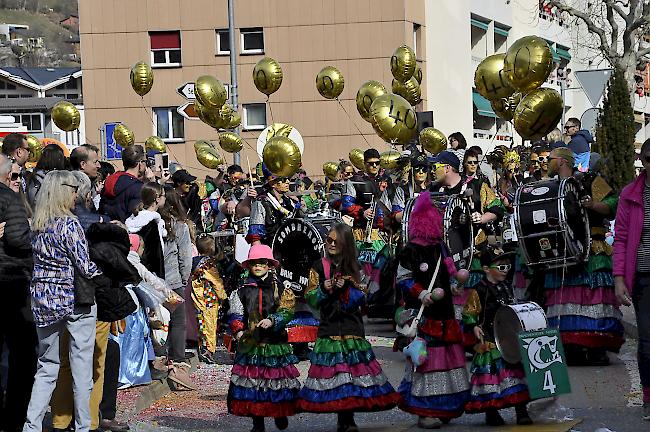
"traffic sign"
177,102,199,120
177,82,195,100
103,122,121,160
177,82,230,101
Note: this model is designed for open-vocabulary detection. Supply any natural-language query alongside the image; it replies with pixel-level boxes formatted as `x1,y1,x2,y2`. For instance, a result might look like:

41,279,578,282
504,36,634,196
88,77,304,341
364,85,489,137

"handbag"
74,270,97,307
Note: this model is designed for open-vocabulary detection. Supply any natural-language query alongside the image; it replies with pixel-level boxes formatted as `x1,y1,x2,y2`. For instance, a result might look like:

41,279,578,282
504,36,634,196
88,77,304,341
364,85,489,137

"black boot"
274,416,288,430
516,404,533,425
337,412,358,432
587,348,610,366
251,416,265,432
485,408,505,426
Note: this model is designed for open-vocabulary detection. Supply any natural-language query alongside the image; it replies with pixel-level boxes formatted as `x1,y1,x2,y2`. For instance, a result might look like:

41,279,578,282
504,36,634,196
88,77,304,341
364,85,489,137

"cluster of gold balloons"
51,101,80,132
130,61,154,97
194,140,224,169
474,36,560,139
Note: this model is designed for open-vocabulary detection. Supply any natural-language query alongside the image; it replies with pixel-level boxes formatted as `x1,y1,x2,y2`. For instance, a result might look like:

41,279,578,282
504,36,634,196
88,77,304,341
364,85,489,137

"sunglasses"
325,236,337,246
366,161,380,166
343,171,354,176
489,263,511,272
62,183,79,192
465,161,478,166
413,167,428,173
10,172,22,181
537,156,548,162
564,125,576,130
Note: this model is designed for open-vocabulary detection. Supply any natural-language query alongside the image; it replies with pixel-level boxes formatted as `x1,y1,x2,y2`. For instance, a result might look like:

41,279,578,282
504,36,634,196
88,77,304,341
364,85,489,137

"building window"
216,29,230,55
413,23,422,58
242,103,266,130
240,27,264,54
154,107,185,141
149,31,181,67
16,113,43,132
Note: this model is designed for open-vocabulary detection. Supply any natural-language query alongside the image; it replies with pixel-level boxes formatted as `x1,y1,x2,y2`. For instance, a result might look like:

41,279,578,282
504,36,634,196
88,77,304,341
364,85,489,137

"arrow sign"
177,102,199,120
574,68,613,107
177,82,196,100
177,82,230,101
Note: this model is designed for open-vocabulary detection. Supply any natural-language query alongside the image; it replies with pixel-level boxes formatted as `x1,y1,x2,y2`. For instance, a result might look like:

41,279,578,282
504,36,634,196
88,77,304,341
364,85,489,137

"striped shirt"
637,185,650,272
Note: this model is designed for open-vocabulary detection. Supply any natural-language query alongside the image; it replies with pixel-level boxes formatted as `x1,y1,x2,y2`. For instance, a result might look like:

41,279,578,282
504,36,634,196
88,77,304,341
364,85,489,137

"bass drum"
514,178,590,268
402,194,474,270
272,217,341,292
493,302,548,363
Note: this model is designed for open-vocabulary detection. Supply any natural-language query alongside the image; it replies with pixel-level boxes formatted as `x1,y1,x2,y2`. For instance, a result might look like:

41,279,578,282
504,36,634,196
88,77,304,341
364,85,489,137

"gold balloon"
51,101,80,132
195,102,225,129
356,80,387,122
390,44,416,83
262,136,301,177
145,136,166,153
349,148,365,170
322,162,339,181
316,66,345,99
196,146,224,169
194,139,212,152
253,57,283,96
419,128,447,155
491,92,522,121
392,77,421,106
195,75,227,110
26,135,42,163
219,131,243,153
113,124,134,147
380,150,401,170
370,93,418,144
504,36,554,93
218,104,235,128
226,110,241,129
474,54,514,101
130,61,154,97
414,63,423,84
513,88,563,139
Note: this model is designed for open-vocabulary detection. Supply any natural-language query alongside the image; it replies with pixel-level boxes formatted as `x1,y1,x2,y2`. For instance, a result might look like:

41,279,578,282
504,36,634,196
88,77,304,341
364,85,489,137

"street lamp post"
227,0,240,165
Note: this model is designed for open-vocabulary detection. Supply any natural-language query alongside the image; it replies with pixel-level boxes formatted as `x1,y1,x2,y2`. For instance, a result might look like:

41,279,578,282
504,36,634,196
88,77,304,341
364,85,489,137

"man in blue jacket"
100,145,147,222
565,117,593,171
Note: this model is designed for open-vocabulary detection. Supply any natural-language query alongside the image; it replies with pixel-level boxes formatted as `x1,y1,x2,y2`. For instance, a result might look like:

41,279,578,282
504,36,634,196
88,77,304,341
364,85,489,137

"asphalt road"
126,319,647,432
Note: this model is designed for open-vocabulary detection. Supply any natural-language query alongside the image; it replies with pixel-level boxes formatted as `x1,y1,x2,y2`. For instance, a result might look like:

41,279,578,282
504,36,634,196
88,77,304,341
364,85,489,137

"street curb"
133,354,200,414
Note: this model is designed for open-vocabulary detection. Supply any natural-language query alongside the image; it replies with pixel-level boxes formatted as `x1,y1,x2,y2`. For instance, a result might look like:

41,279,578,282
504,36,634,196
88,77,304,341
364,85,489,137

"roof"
0,67,81,91
59,14,78,22
0,96,66,110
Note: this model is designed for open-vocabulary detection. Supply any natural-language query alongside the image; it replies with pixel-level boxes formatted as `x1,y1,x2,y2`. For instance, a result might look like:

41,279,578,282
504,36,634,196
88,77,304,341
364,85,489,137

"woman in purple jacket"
613,138,650,421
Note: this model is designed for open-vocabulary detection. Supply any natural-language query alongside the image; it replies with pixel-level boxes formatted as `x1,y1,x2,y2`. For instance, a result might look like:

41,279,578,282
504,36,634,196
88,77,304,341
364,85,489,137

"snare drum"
402,194,474,270
494,302,548,363
514,178,590,268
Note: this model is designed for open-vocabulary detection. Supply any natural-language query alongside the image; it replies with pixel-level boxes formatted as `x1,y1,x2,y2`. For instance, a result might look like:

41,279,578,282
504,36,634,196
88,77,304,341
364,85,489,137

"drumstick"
246,156,254,188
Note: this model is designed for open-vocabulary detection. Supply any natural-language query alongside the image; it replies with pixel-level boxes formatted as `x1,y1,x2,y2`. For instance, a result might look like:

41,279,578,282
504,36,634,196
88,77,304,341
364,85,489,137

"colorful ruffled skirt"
228,343,301,417
297,337,399,412
398,320,470,419
286,307,319,343
465,342,530,412
544,256,624,352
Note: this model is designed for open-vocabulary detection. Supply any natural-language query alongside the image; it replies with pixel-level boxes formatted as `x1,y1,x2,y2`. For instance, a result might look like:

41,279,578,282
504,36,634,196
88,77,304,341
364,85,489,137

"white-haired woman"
23,170,101,432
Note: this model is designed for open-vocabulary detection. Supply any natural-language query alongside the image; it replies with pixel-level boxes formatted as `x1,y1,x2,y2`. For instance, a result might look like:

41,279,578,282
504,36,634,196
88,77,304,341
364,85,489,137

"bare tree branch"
636,43,650,57
605,0,632,22
606,3,620,54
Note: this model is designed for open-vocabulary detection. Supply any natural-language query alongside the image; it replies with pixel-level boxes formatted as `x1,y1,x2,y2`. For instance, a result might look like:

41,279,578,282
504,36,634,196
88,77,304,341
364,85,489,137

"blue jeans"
634,273,650,403
23,305,97,432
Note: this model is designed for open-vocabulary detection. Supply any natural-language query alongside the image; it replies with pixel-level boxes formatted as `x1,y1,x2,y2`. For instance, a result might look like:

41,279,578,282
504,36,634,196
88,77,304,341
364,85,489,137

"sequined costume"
246,193,297,245
191,256,227,354
227,274,300,417
296,257,399,413
464,277,530,412
397,242,471,420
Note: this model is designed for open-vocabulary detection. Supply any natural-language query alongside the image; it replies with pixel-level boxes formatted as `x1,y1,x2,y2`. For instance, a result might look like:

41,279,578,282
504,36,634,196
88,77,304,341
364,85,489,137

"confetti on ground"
366,335,395,348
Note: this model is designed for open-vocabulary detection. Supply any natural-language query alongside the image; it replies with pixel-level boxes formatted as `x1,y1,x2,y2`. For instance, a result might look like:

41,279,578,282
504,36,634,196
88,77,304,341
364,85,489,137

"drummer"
246,165,301,246
544,147,624,365
389,154,430,225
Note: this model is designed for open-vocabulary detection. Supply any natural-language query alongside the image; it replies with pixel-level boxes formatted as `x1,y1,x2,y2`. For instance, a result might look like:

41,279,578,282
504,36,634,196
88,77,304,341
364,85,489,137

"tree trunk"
620,52,638,106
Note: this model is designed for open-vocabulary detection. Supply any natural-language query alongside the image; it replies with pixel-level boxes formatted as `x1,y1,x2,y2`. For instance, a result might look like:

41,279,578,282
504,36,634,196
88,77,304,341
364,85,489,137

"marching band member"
227,244,299,432
297,224,399,432
463,246,532,426
545,147,623,365
497,150,524,211
389,154,430,224
397,193,470,429
247,167,301,246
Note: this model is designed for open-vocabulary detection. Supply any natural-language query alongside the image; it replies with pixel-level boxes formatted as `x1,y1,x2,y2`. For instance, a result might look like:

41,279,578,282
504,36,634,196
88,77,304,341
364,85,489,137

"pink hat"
129,234,141,252
243,244,279,268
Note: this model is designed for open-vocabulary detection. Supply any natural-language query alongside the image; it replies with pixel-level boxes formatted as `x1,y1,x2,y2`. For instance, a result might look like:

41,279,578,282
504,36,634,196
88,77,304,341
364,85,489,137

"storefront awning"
473,91,496,118
557,45,571,61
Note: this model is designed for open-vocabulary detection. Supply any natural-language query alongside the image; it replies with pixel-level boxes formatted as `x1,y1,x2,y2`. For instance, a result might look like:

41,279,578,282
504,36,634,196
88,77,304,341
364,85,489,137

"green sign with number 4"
518,328,571,399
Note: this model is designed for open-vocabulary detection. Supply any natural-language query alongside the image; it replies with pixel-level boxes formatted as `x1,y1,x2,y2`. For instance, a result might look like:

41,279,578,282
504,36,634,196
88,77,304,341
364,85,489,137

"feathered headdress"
503,150,521,167
408,193,443,246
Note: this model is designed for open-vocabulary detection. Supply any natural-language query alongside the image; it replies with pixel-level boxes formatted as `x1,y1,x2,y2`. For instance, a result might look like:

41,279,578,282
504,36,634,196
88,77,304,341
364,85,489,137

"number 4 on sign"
543,370,557,394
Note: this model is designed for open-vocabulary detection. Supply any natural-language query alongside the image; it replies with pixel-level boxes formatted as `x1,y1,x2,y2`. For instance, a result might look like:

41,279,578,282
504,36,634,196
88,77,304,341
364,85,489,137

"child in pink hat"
226,243,299,432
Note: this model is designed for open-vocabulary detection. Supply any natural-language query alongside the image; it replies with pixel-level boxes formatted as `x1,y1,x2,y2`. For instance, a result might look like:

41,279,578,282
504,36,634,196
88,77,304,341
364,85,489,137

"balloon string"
336,98,371,149
266,96,274,125
240,136,261,161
